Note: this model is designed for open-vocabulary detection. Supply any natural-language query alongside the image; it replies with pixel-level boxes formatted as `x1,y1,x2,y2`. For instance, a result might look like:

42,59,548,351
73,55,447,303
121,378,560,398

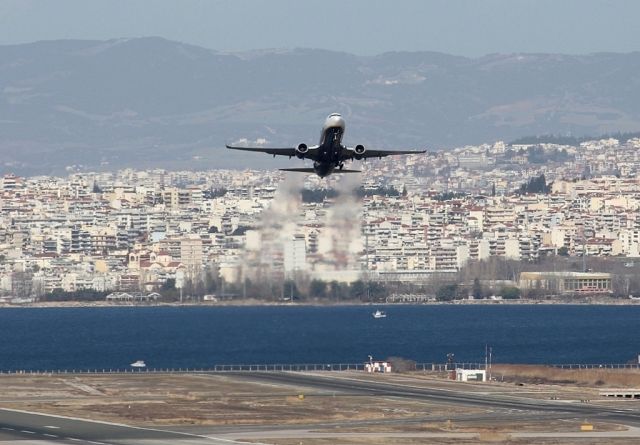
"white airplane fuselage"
312,113,347,177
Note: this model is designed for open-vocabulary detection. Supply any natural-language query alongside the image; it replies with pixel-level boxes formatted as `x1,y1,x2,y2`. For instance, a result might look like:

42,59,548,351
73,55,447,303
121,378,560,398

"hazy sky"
1,0,639,56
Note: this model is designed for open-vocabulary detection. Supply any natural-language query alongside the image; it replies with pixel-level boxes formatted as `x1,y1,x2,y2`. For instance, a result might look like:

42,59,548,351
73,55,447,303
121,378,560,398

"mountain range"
1,37,639,174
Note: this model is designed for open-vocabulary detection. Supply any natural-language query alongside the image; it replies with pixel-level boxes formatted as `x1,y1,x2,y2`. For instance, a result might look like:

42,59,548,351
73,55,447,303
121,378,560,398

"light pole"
488,347,493,381
485,344,488,372
447,353,455,371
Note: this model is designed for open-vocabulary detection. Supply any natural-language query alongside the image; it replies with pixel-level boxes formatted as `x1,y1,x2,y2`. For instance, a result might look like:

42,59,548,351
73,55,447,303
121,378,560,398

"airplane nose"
327,114,345,129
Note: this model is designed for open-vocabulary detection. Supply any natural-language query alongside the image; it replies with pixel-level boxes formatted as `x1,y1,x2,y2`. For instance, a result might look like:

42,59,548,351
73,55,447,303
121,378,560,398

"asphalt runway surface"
0,408,235,444
228,371,640,425
2,371,640,443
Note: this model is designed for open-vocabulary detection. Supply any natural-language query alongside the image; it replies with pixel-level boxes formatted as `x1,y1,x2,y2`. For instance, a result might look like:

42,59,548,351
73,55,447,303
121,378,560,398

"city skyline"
2,134,640,303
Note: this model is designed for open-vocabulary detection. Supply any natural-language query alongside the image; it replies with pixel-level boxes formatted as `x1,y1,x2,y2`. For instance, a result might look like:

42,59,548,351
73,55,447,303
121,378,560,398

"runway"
3,371,640,443
227,372,640,426
0,408,245,445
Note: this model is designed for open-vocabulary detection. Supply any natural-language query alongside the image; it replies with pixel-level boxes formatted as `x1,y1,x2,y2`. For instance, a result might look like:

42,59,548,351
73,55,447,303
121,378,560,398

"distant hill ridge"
510,132,640,146
1,37,639,174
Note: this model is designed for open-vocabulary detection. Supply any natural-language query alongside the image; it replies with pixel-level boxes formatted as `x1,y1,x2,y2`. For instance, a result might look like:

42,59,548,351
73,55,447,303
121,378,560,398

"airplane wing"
226,144,320,159
343,147,426,160
226,145,298,157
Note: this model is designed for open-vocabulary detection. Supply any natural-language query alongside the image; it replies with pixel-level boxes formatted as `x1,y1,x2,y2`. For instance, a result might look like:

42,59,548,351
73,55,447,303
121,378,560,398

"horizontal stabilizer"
279,168,361,173
279,168,316,173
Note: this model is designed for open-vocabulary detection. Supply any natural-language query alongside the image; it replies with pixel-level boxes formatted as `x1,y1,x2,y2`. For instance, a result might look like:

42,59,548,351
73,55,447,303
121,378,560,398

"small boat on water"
130,360,146,368
372,309,387,319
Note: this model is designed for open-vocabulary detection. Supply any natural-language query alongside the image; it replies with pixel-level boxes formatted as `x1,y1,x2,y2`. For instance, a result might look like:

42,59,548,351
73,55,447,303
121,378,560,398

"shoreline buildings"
1,136,640,299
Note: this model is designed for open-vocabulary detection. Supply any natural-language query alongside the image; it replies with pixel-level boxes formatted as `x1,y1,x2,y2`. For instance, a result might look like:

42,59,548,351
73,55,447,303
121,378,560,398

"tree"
518,174,550,195
41,289,108,302
161,278,176,291
283,280,299,300
203,267,219,293
349,280,367,300
557,246,569,256
329,281,348,302
472,277,483,299
309,280,327,299
368,282,387,301
501,286,521,299
436,284,458,301
357,186,400,198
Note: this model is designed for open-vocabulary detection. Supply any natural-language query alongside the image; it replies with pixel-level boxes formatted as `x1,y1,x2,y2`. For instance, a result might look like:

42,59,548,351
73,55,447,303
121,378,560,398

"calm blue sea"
0,305,639,371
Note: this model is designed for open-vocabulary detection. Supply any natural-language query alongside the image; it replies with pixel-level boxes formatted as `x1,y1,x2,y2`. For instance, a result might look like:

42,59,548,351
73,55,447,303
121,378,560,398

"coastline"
1,297,639,309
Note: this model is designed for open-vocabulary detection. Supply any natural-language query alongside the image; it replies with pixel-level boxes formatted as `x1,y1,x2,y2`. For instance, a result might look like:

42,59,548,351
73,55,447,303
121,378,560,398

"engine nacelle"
354,144,366,159
296,143,309,158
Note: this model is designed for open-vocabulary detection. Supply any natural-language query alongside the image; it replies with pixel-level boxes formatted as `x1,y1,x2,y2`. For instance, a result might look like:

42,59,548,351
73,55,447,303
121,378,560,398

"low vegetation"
492,364,640,387
40,289,109,302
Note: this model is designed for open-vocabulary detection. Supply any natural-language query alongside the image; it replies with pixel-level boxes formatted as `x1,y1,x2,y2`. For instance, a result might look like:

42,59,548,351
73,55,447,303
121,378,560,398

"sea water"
0,305,638,371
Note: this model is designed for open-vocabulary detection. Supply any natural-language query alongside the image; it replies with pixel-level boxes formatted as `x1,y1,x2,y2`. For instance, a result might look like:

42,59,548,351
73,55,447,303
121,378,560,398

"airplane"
226,113,426,178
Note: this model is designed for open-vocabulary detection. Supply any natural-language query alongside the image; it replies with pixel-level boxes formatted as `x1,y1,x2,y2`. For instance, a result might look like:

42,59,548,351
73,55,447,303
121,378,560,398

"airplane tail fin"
279,168,361,173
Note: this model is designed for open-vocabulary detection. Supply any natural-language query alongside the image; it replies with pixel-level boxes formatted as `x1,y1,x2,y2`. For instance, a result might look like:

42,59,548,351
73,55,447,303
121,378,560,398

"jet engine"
354,144,366,159
296,143,309,158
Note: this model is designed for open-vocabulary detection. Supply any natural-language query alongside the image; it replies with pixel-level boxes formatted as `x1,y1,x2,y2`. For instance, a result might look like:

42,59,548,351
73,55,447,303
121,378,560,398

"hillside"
1,38,639,174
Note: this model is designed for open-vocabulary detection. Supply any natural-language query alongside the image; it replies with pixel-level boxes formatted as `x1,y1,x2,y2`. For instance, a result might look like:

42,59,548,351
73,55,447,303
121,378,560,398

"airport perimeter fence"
0,362,484,375
1,362,638,375
550,363,640,370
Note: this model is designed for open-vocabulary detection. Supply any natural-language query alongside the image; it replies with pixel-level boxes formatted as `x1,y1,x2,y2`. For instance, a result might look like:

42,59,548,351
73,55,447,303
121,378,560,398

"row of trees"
157,269,390,303
435,282,520,301
23,254,640,303
221,279,389,303
39,289,109,302
182,254,640,301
